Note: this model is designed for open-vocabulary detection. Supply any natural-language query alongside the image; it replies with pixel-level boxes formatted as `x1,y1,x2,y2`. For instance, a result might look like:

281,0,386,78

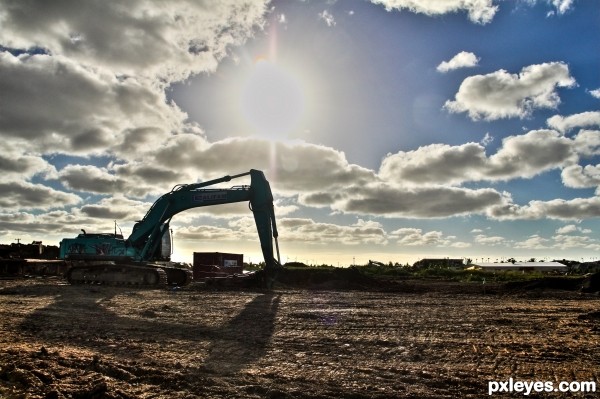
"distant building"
468,261,567,273
413,258,464,269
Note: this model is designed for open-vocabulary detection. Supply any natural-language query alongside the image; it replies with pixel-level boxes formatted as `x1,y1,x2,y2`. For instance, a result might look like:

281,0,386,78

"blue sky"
1,0,599,265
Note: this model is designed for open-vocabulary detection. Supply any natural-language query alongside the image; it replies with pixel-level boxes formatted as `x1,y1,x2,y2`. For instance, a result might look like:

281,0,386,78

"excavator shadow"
203,292,281,374
16,285,281,375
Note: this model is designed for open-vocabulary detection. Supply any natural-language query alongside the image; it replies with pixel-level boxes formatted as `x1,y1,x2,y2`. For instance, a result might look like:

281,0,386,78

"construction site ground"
0,274,599,398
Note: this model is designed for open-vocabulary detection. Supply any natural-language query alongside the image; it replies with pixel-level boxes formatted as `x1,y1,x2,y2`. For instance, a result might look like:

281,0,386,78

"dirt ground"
0,276,598,398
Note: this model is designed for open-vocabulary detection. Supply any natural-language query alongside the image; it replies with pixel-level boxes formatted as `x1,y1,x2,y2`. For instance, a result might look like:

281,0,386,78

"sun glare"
239,59,305,138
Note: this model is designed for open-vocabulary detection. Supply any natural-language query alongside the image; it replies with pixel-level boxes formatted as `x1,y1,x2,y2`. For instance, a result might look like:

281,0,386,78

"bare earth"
0,277,598,398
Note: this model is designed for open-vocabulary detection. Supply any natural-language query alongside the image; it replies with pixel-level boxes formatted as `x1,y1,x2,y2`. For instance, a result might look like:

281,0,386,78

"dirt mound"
504,276,583,291
274,266,378,290
581,272,600,293
503,273,600,294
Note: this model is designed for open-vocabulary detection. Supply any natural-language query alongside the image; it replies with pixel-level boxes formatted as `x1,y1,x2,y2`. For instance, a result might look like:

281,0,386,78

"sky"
1,0,599,266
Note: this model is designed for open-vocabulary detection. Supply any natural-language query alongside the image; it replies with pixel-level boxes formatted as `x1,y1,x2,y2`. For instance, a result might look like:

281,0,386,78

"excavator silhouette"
59,169,281,287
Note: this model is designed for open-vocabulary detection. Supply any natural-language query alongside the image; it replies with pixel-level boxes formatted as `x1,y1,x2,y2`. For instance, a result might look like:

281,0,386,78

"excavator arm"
128,169,280,269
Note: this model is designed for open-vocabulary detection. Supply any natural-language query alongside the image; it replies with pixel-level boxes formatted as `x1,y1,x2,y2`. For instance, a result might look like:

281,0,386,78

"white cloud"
561,164,600,189
514,234,550,249
555,224,577,234
488,196,600,221
0,52,186,155
437,51,479,73
572,130,600,157
331,183,508,218
370,0,498,24
552,234,600,250
555,224,591,235
474,234,506,246
391,227,468,247
282,218,387,245
379,130,576,186
480,132,494,146
444,62,576,121
550,0,575,14
0,211,94,237
0,0,268,82
0,181,81,211
59,165,123,194
547,111,600,133
153,136,376,194
486,129,576,178
0,0,598,249
79,196,149,221
176,225,243,241
318,10,336,27
379,142,486,186
0,143,56,182
589,89,600,99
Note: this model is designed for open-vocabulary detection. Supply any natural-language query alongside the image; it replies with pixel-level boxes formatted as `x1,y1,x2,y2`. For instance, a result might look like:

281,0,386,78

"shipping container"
193,252,243,279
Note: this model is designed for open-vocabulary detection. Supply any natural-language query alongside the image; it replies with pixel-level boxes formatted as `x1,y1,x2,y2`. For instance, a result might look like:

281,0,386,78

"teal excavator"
59,169,281,287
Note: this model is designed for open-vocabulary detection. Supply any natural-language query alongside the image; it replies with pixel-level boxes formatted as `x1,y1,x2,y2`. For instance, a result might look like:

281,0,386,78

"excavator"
59,169,281,287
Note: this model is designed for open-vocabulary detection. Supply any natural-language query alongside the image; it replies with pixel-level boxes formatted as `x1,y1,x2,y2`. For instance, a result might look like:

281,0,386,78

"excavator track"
65,262,186,287
163,267,193,286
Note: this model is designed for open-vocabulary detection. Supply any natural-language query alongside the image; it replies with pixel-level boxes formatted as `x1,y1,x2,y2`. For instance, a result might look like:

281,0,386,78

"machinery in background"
0,242,66,277
59,169,281,287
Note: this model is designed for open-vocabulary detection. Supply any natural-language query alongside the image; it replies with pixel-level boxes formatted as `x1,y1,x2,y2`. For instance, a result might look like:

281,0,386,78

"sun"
239,58,305,138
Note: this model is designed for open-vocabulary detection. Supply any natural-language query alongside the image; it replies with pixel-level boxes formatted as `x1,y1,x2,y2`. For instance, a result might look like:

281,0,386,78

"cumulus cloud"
280,218,388,245
589,89,600,99
561,164,600,189
572,130,600,157
1,0,598,251
437,51,479,73
488,196,600,221
379,142,486,186
391,227,469,247
59,165,123,194
549,0,575,15
153,136,376,193
547,111,600,133
57,162,187,198
329,184,508,218
176,225,243,241
80,196,149,221
0,0,268,82
474,234,506,246
444,62,576,121
181,216,388,246
0,143,56,182
0,181,81,211
0,211,91,237
0,52,185,155
486,129,576,178
555,224,591,234
370,0,498,24
379,130,576,185
514,234,550,249
552,234,600,250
